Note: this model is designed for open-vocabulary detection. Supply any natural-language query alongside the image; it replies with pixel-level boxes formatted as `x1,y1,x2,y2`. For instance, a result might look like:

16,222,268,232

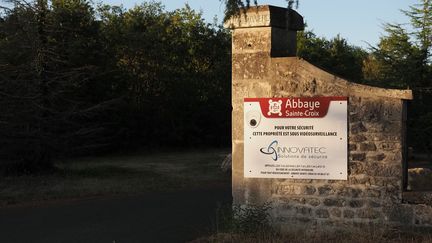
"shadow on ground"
0,149,232,242
0,186,231,243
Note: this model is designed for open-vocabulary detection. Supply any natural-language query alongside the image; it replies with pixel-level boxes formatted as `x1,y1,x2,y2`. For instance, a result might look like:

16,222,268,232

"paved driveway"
0,186,231,243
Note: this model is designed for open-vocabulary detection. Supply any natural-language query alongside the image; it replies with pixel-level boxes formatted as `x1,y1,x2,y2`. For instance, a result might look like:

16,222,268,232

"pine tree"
402,0,432,64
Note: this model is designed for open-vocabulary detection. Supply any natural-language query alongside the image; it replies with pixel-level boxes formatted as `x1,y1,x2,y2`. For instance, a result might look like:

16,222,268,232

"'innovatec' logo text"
260,140,326,162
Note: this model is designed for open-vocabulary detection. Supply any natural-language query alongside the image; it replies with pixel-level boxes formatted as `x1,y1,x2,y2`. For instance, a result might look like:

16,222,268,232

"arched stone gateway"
225,5,432,231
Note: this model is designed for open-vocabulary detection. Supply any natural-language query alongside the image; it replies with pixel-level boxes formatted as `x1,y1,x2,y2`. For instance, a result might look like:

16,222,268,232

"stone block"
350,135,367,143
287,197,306,205
247,81,273,97
382,121,401,133
382,152,402,164
232,28,271,54
357,208,382,219
377,142,401,151
350,153,366,162
318,185,334,196
382,101,402,121
271,27,298,57
232,53,270,80
295,206,313,216
231,111,244,140
363,189,382,198
271,80,299,94
350,122,367,134
383,204,414,225
349,112,359,123
343,209,355,219
368,200,381,208
363,122,384,133
323,198,346,207
349,162,365,174
348,174,369,185
330,208,342,218
278,179,313,184
225,5,304,30
359,100,383,122
413,204,432,225
368,133,401,142
366,152,386,162
349,143,357,151
232,141,244,175
305,198,321,207
337,187,362,198
276,184,303,195
403,191,432,205
304,185,317,195
365,163,401,177
315,208,330,218
349,200,365,208
359,142,377,151
369,177,399,187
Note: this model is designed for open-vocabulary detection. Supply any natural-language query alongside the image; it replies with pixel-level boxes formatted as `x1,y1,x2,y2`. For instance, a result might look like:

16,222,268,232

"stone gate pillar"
225,5,432,231
225,5,304,205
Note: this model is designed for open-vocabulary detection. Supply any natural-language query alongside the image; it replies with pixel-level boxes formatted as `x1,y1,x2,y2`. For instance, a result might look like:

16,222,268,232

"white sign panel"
244,97,348,180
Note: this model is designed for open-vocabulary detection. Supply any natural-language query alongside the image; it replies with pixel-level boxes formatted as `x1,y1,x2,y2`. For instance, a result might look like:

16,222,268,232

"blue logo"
260,140,278,161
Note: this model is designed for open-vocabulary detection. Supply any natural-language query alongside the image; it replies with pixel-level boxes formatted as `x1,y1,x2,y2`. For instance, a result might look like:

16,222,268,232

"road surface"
0,186,231,243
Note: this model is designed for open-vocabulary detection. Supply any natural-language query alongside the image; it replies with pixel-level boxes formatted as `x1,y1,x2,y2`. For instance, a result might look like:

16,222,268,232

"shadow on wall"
408,152,432,191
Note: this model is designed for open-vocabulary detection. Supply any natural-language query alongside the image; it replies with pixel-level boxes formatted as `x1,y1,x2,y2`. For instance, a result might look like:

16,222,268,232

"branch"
0,5,13,12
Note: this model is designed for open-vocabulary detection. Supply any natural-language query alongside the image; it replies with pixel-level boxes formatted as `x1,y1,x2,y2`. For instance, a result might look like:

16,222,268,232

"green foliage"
297,31,367,82
98,2,231,146
363,24,422,88
363,0,432,154
364,0,431,89
402,0,432,59
1,0,430,169
409,111,432,153
0,1,231,173
0,0,120,166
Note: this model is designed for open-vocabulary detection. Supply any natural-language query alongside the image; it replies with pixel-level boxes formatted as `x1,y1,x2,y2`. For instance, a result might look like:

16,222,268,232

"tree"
98,3,231,146
297,30,367,82
403,0,432,65
407,0,432,153
0,0,121,173
0,0,54,173
364,0,431,88
0,0,234,174
364,0,432,154
363,24,422,88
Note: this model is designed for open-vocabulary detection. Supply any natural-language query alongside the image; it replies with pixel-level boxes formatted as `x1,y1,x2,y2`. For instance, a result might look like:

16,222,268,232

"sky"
102,0,419,49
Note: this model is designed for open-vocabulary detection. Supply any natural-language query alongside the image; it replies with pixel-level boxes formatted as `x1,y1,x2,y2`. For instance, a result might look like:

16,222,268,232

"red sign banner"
244,97,347,118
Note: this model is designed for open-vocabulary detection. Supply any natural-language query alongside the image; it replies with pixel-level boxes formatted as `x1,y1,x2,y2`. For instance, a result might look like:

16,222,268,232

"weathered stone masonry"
225,5,432,230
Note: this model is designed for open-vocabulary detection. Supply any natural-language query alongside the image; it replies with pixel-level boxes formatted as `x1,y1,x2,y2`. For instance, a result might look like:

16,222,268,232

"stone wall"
227,5,432,231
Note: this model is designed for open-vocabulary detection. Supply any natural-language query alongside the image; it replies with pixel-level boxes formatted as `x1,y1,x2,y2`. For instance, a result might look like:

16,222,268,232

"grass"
192,205,432,243
196,199,432,243
192,230,432,243
0,148,230,207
